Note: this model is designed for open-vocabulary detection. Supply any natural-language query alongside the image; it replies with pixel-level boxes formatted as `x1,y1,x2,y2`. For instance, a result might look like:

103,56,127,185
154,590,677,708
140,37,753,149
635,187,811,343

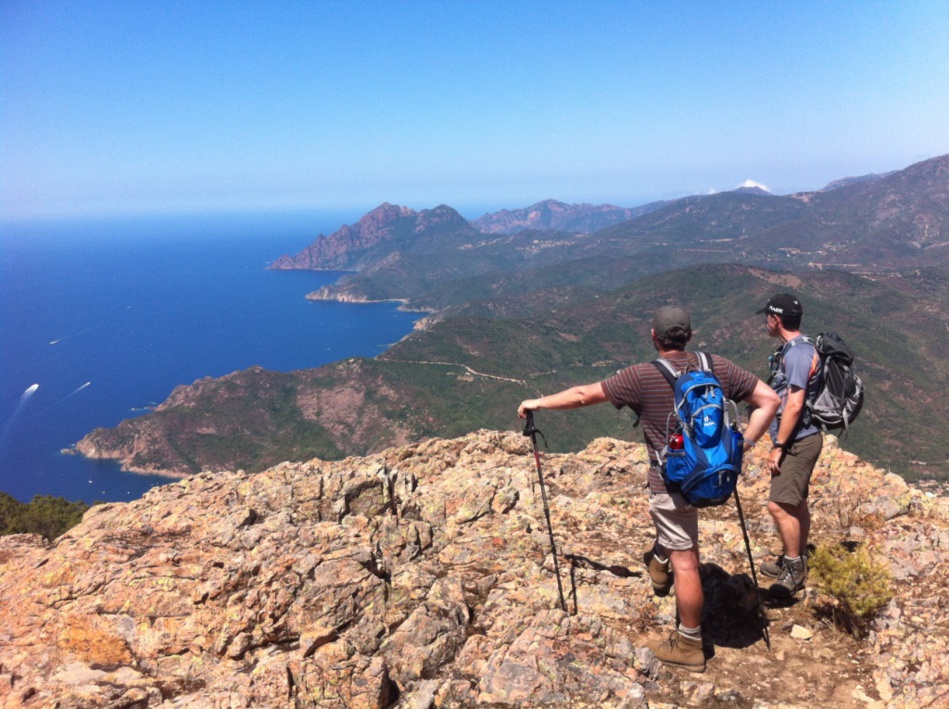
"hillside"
75,264,949,481
4,431,948,706
470,199,666,235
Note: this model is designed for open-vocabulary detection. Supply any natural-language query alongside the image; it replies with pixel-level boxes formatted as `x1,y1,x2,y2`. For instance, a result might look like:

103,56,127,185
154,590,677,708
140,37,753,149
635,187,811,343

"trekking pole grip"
523,409,547,448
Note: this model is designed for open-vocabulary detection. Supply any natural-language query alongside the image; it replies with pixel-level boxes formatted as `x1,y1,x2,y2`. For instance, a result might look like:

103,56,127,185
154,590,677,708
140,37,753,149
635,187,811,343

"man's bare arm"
518,382,609,419
743,379,780,445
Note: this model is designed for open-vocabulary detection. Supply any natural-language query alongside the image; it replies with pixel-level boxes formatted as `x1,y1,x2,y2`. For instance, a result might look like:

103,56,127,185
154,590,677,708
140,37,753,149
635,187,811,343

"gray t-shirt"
769,335,823,442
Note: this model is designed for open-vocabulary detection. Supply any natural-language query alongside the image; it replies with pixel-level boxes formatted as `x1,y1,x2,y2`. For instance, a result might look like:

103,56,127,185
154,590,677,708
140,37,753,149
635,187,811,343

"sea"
0,211,421,504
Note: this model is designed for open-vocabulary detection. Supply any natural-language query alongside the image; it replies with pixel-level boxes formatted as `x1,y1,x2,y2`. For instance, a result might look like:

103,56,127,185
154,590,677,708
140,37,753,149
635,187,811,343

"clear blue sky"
3,1,948,220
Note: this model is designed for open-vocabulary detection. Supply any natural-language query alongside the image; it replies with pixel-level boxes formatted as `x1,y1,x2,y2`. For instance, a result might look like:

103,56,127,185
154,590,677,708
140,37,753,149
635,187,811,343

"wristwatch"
773,441,788,450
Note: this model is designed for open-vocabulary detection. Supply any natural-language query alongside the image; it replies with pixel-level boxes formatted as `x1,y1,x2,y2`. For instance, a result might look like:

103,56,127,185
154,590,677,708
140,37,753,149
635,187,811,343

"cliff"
270,203,417,271
3,431,948,707
269,203,473,272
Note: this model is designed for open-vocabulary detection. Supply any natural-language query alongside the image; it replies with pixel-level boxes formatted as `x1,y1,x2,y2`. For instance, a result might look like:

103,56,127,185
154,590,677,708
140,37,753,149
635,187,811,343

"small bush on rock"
809,543,894,636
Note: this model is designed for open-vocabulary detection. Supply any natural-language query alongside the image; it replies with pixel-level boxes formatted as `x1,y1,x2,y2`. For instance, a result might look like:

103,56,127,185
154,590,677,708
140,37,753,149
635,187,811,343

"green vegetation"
77,262,949,480
809,543,894,637
0,492,91,541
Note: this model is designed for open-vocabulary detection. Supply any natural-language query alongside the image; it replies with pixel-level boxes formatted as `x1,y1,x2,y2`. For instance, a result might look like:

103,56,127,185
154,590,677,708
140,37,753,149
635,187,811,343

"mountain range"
77,154,949,480
269,155,948,312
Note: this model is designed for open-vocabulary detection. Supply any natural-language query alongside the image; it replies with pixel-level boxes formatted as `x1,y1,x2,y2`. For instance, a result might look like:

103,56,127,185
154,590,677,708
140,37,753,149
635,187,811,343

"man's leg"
798,499,811,554
669,547,702,628
767,499,802,558
767,435,822,595
643,539,672,596
647,494,705,671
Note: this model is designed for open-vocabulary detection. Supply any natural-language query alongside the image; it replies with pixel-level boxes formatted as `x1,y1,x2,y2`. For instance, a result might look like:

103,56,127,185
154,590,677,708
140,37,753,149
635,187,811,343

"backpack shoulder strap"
695,351,713,374
653,352,714,387
652,358,679,389
785,335,815,350
769,336,814,384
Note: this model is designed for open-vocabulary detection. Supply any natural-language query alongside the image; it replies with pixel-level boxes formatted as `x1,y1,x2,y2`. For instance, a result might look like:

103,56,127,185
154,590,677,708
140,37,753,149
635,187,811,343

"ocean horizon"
0,211,421,504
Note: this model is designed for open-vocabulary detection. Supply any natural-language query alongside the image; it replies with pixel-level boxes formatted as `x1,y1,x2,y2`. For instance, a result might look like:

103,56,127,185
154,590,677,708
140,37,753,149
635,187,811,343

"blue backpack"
654,353,744,508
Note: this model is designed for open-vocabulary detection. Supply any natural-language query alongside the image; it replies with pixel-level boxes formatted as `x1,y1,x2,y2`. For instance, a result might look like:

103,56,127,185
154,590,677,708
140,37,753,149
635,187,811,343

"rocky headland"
2,431,948,708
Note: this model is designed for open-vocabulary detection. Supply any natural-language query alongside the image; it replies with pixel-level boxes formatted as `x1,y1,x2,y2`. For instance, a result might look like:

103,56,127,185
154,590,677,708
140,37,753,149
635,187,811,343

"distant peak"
737,179,770,191
733,180,772,195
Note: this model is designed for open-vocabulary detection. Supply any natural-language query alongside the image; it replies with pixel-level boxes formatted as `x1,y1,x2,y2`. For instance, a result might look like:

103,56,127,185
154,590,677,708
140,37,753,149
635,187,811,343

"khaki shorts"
649,491,699,552
769,433,823,507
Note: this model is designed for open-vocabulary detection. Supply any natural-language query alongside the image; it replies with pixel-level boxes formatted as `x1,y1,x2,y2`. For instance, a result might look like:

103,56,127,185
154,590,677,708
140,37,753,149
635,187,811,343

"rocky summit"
2,431,948,708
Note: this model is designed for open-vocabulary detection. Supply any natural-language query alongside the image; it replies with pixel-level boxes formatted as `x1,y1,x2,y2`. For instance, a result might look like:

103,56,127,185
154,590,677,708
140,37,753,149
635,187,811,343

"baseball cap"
756,293,803,317
652,305,691,338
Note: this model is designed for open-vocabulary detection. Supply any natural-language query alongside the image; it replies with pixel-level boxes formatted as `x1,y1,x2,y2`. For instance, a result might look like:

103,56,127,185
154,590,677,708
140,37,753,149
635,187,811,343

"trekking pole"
733,485,771,650
523,410,568,613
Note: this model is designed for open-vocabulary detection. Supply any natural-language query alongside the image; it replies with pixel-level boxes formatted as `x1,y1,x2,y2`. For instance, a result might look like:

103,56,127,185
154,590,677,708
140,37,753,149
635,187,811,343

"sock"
678,624,701,641
785,555,801,564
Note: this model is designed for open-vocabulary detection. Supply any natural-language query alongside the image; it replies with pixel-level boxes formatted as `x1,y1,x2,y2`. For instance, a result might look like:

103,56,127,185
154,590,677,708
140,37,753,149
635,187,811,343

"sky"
2,1,949,221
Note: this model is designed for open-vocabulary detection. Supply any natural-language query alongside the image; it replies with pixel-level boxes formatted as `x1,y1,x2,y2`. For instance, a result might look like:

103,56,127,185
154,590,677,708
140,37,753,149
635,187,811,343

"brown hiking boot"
643,542,672,596
648,630,705,672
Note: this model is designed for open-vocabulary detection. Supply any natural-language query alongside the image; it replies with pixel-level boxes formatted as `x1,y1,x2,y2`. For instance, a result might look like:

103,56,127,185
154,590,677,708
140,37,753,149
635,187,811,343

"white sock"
678,624,701,641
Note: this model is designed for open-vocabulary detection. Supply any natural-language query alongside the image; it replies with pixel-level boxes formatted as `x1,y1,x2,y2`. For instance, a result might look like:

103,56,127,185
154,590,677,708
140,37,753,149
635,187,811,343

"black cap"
653,305,692,338
756,293,803,317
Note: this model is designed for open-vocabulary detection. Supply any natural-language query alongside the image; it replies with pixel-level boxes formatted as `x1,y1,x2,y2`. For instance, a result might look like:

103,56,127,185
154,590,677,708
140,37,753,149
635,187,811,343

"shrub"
0,492,90,541
809,542,894,636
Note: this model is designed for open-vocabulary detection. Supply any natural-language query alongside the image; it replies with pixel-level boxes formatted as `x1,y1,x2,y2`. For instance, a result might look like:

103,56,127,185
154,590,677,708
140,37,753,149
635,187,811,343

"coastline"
71,270,431,481
69,442,192,480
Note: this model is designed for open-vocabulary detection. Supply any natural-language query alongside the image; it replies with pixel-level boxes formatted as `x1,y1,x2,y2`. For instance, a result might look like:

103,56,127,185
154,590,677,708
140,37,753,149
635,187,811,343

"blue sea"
0,212,420,504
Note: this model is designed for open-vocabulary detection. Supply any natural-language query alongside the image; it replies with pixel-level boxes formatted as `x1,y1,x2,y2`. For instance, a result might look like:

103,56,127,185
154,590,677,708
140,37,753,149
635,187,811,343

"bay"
0,211,420,504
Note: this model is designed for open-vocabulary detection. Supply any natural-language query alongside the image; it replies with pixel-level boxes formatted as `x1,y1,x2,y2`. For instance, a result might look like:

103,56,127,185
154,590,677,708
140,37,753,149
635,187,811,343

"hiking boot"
648,630,705,673
760,552,808,579
643,543,672,596
769,556,806,597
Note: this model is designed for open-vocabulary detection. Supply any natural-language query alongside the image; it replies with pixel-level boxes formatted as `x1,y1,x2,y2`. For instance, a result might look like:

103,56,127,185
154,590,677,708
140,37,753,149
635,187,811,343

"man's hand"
518,400,540,419
768,446,784,476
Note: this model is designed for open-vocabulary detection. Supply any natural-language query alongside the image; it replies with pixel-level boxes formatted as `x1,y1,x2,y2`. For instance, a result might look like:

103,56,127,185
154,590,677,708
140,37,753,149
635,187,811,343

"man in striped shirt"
518,305,778,672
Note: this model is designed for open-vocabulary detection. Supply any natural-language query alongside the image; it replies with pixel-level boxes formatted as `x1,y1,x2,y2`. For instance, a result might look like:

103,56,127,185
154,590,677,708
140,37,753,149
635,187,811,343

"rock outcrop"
2,431,948,707
269,204,472,272
270,203,417,271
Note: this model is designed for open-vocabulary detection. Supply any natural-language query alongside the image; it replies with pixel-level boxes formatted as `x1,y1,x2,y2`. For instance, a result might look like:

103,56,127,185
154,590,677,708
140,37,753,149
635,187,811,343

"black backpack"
772,332,865,432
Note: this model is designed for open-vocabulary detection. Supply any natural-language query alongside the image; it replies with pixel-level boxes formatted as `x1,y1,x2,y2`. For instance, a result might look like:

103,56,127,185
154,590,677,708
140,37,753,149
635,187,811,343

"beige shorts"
649,491,699,551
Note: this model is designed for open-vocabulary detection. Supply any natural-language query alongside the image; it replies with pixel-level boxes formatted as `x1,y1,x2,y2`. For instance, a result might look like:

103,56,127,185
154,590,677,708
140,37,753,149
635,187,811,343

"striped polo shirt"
601,351,759,494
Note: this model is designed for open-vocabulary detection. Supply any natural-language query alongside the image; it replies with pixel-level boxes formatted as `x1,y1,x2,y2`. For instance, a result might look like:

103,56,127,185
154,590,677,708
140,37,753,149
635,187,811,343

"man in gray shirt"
757,294,824,596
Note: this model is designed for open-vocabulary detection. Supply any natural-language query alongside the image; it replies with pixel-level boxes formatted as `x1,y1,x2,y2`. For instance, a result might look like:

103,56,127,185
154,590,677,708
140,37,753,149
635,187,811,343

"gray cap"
653,306,691,338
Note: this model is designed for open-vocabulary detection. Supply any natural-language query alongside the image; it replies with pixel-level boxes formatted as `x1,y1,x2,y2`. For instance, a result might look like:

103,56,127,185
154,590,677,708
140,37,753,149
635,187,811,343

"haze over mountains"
79,155,949,480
